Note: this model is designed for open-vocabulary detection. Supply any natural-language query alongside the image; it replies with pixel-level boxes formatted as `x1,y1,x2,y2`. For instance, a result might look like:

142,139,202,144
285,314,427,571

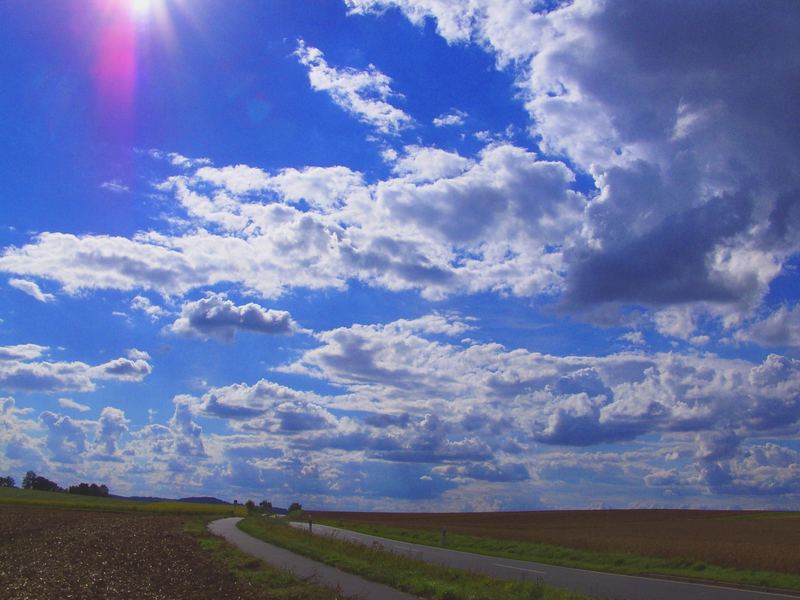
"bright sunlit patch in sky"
130,0,157,19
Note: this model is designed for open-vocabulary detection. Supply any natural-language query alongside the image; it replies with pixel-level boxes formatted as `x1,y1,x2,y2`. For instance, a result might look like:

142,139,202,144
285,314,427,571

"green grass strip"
319,520,800,593
238,516,588,600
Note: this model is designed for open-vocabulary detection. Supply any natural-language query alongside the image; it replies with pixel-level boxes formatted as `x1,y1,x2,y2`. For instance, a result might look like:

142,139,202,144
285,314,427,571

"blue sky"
1,0,800,510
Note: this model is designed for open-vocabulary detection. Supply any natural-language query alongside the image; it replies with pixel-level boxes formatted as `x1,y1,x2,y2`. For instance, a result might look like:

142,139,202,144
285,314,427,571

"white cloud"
91,357,152,382
0,142,584,302
619,331,644,346
653,306,697,340
126,348,151,361
189,379,302,418
100,180,130,194
390,145,472,183
166,294,300,342
0,344,48,361
9,278,54,302
0,347,152,392
737,304,800,348
193,164,271,195
432,108,467,127
57,398,90,413
148,149,212,169
130,295,170,321
39,411,88,463
345,0,546,66
294,39,413,134
93,406,130,460
348,0,800,331
284,315,800,457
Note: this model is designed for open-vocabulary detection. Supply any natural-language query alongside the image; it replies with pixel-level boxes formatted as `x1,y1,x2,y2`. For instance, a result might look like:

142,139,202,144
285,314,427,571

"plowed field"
0,506,267,599
310,509,800,574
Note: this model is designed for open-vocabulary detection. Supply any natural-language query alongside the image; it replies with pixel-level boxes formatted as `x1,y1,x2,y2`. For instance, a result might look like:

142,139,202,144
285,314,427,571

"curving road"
290,522,800,600
209,517,415,600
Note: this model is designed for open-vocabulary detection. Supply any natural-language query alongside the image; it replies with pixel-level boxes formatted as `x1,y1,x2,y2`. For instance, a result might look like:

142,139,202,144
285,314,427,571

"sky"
1,0,799,510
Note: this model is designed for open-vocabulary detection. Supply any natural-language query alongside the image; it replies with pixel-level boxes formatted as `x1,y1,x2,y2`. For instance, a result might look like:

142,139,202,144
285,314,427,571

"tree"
0,476,15,488
245,499,256,513
288,502,302,513
23,472,62,492
259,500,273,513
22,470,36,490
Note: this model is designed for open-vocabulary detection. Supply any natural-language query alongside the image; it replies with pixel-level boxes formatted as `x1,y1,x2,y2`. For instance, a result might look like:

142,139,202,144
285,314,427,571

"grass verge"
186,517,344,600
238,516,587,600
317,520,800,593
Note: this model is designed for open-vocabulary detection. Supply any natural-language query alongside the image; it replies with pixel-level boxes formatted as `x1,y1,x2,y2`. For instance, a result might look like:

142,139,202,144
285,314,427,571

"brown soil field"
0,506,267,599
310,509,800,575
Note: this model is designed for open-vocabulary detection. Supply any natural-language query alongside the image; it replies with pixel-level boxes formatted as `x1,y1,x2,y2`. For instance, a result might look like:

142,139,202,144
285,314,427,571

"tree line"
0,471,109,497
3,473,305,510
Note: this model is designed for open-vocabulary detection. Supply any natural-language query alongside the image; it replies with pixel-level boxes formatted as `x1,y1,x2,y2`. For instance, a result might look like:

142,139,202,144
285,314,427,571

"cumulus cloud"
91,357,152,382
737,304,800,347
294,39,413,134
8,278,54,302
130,295,169,321
0,142,585,302
93,406,129,460
432,108,467,127
285,316,800,459
389,145,471,183
0,346,152,392
347,0,800,330
0,344,48,361
39,411,88,463
185,379,316,421
619,331,645,346
0,1,795,340
166,294,299,342
126,348,151,361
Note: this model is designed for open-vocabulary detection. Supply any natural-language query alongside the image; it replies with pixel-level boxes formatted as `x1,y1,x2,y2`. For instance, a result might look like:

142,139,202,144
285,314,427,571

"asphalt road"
209,517,415,600
290,521,800,600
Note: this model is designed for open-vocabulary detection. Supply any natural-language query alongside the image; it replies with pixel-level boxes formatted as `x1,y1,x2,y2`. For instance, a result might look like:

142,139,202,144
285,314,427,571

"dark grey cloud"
437,462,530,483
363,411,410,428
564,186,752,309
167,294,299,342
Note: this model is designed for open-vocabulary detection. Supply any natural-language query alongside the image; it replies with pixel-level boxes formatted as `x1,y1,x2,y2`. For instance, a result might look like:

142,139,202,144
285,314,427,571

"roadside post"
308,516,313,534
441,527,447,546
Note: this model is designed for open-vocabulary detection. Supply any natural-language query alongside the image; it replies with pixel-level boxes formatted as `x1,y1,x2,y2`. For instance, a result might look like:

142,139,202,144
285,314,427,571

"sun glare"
130,0,157,19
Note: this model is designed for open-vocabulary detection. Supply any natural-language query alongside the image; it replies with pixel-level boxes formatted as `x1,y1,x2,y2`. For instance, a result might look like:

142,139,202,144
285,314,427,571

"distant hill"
119,495,230,505
119,496,170,503
178,496,230,505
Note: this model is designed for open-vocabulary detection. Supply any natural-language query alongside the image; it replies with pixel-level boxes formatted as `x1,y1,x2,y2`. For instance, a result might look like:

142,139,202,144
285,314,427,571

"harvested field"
310,509,800,575
0,506,266,600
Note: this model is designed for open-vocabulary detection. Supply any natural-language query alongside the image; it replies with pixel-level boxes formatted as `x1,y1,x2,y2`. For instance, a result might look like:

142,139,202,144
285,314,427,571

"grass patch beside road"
317,520,800,593
238,516,587,600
